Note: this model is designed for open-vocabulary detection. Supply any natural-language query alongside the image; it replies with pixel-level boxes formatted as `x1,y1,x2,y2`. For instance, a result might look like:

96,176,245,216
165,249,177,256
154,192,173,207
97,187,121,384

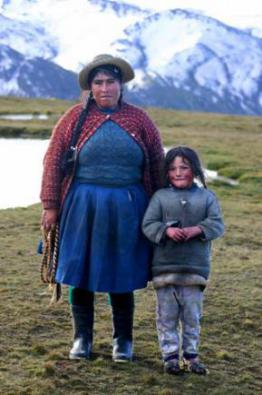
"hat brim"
79,56,135,90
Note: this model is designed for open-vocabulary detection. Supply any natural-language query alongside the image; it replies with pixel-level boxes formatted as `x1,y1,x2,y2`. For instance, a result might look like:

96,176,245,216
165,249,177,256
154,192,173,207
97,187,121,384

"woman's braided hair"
164,146,207,188
60,93,93,176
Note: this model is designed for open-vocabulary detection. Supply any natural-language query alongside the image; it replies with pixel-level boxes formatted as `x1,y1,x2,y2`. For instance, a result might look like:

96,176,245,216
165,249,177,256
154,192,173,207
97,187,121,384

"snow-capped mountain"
0,44,79,99
0,0,150,71
0,0,261,115
116,9,262,115
0,13,57,60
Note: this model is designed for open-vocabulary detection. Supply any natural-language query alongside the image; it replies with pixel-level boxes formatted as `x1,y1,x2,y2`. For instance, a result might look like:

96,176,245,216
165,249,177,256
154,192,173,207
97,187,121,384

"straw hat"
78,54,135,89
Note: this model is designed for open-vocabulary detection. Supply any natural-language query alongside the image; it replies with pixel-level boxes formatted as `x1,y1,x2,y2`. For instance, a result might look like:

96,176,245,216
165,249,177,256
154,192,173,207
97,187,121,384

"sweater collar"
169,182,199,192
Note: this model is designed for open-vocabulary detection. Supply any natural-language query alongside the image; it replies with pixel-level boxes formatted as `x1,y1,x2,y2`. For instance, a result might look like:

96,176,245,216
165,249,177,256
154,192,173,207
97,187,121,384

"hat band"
88,64,122,86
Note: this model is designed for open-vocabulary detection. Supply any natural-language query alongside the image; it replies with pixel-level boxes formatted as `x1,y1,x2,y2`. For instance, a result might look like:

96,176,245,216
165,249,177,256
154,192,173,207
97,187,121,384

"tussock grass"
0,97,262,394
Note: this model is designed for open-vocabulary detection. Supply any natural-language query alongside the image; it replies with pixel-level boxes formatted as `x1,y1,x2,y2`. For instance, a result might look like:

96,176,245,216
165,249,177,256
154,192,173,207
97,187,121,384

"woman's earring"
89,91,94,99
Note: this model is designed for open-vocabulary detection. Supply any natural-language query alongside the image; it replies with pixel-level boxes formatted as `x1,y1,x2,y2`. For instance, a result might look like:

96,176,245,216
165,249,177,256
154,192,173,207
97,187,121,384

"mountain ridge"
0,0,261,115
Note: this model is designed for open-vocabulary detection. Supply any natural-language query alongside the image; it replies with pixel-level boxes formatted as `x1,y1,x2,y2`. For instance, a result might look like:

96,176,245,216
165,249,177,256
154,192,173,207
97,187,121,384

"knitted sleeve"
140,110,165,193
40,104,81,209
142,191,168,244
199,191,225,240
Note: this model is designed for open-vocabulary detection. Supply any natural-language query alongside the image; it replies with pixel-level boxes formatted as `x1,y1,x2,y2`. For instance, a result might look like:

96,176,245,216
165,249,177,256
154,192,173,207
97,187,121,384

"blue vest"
75,120,144,186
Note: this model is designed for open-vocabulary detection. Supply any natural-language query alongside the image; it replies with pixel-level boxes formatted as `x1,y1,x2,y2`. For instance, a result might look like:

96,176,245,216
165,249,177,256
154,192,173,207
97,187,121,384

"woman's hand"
41,209,59,231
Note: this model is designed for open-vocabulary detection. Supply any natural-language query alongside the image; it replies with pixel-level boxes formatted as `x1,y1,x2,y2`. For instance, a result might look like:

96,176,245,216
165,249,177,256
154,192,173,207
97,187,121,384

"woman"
40,53,164,362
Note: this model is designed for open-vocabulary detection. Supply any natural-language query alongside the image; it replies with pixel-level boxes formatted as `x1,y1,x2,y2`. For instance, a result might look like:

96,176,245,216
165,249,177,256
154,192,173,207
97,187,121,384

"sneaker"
164,358,183,375
183,357,209,375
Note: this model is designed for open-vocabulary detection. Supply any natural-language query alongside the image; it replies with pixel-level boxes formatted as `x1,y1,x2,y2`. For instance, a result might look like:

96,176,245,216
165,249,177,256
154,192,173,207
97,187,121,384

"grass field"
0,96,261,394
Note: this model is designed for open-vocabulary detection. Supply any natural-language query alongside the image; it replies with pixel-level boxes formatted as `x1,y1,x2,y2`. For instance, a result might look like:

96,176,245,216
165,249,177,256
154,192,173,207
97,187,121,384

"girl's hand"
166,227,186,242
182,226,203,241
41,209,59,231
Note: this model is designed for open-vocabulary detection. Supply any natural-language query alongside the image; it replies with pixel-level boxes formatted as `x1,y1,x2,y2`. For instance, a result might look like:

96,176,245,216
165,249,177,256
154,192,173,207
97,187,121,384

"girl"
142,146,224,375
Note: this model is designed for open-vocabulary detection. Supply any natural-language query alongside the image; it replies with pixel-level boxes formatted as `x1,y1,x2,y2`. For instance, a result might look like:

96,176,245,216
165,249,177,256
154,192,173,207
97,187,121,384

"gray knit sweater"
142,183,224,287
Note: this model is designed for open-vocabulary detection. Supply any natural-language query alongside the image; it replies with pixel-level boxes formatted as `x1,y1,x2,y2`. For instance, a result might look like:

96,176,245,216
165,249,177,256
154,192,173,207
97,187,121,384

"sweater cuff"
155,221,181,244
155,224,169,244
42,200,60,210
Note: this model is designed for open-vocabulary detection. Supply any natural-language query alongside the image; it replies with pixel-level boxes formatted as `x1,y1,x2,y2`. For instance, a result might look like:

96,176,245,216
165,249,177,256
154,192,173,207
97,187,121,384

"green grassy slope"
0,96,76,138
0,96,261,394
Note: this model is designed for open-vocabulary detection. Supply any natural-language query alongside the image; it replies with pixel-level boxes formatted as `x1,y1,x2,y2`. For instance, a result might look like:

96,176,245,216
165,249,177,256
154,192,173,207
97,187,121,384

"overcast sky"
124,0,262,29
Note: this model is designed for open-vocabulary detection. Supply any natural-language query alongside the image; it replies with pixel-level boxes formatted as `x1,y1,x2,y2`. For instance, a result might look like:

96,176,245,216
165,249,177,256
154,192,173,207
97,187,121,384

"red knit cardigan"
40,101,165,210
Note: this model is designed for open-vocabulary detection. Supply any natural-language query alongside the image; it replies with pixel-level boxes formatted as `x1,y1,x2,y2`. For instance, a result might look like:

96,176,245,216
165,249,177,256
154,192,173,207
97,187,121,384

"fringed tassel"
40,224,62,305
49,283,62,305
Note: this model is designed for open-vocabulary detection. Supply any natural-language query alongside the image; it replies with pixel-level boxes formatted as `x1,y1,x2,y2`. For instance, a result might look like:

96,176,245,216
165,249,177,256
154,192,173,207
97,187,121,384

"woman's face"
90,71,121,109
167,156,194,189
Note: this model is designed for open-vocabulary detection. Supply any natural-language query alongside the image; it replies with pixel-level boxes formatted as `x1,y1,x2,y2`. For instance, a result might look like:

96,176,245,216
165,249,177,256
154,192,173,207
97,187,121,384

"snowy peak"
115,9,262,114
0,0,151,71
89,0,151,16
0,1,261,115
0,43,79,99
0,12,57,59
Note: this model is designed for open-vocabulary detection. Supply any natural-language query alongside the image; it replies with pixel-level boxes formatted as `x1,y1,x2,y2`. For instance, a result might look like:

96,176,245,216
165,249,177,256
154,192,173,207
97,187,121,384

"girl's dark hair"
165,146,207,188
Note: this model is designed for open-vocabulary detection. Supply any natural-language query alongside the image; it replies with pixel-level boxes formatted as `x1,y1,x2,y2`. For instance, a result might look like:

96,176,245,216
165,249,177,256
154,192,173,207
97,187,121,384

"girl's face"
91,71,121,109
167,156,194,189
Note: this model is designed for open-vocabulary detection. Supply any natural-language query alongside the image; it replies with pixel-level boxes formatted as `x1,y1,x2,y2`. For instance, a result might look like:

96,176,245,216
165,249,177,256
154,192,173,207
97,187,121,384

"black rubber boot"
111,293,134,362
69,304,93,360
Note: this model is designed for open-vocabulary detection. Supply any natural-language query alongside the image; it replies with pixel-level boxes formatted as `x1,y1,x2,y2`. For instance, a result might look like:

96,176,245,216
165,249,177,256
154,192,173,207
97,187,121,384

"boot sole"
113,357,132,363
69,353,91,360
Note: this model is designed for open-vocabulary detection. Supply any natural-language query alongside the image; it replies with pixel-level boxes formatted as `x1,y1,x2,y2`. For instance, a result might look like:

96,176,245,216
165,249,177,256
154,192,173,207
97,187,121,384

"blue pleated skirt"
56,181,152,293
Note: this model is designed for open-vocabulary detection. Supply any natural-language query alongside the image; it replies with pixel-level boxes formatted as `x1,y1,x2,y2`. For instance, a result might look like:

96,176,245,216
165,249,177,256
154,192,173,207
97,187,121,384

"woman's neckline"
96,104,119,114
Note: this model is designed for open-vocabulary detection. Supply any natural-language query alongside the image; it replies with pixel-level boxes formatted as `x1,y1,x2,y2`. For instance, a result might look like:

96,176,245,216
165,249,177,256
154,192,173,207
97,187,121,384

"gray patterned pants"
156,285,203,359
